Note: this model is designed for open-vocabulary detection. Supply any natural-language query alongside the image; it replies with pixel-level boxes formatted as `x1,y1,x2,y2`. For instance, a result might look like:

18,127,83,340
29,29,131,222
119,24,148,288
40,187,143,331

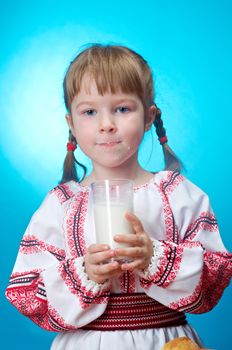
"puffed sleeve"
139,171,232,314
5,189,110,332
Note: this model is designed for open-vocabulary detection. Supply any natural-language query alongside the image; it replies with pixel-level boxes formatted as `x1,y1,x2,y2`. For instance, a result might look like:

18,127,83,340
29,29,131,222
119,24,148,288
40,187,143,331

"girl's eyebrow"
113,98,138,104
75,101,95,109
75,98,138,110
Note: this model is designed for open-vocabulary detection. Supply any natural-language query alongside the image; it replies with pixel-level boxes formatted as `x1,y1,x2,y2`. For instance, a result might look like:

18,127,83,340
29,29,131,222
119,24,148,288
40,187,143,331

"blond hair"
64,44,154,117
61,44,181,183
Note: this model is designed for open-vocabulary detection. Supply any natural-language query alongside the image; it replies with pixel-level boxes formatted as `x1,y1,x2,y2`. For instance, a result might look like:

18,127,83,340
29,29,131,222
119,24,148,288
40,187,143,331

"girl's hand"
113,212,153,272
84,244,122,284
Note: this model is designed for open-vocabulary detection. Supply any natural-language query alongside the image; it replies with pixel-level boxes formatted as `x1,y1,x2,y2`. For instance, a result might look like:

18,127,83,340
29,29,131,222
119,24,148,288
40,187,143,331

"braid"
153,106,182,172
154,107,166,139
60,130,87,183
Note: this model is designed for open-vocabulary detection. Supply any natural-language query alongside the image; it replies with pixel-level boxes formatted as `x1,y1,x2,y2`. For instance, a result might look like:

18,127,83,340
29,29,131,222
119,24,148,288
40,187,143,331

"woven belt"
83,293,187,331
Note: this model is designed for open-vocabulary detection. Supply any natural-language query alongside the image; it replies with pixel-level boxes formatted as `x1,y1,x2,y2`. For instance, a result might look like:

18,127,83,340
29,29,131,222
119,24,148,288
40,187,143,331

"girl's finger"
87,244,111,254
114,233,144,246
121,258,144,271
125,212,144,234
114,246,144,259
87,249,115,264
93,260,120,275
89,261,122,284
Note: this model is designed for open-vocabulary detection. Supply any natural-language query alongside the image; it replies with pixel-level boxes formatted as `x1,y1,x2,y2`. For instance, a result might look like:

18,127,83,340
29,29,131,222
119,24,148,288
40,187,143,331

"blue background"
1,1,231,349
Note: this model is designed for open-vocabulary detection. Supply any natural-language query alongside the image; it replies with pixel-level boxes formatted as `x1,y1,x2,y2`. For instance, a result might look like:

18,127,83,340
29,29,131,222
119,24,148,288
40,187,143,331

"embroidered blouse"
6,171,232,332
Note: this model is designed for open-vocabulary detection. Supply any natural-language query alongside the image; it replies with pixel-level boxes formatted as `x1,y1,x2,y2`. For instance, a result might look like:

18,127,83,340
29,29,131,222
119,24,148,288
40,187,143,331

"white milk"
94,202,134,249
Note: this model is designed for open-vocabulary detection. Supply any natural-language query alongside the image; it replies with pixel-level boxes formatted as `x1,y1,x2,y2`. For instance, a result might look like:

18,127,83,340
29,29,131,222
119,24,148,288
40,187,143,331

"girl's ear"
65,114,75,136
145,105,156,131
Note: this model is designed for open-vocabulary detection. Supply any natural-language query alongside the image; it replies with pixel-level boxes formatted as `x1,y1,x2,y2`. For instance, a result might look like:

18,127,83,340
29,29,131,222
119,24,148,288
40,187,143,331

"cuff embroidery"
139,239,164,280
75,257,111,294
59,257,110,308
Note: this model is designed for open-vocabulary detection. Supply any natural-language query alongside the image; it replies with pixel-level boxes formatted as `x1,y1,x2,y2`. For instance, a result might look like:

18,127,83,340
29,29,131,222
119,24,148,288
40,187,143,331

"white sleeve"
6,190,110,331
139,171,232,314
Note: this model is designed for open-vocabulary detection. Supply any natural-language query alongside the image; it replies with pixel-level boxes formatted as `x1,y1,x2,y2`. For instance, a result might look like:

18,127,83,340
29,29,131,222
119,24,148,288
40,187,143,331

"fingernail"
121,264,128,270
114,248,120,254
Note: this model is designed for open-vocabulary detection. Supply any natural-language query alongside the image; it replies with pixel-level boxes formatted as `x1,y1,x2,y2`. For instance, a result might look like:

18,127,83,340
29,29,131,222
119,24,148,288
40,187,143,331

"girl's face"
67,74,155,174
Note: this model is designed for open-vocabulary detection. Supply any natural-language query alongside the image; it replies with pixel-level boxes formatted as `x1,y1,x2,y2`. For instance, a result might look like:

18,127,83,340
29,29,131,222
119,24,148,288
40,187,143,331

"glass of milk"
91,179,134,253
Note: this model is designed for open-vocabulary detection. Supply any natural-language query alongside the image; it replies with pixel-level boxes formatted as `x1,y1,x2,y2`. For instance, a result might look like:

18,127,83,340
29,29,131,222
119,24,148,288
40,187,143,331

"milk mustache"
91,179,134,250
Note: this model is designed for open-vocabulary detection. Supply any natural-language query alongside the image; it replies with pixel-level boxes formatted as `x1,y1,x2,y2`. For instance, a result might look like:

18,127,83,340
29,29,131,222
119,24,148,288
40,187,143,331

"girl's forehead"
71,74,144,109
78,73,137,98
79,74,98,94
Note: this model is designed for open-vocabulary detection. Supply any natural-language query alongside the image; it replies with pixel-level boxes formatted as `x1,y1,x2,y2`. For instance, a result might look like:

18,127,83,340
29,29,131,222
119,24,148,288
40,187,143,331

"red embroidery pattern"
162,171,184,195
184,211,218,240
119,271,136,293
6,271,51,327
51,183,75,204
133,175,156,192
6,283,48,315
9,269,42,280
6,271,78,332
65,191,89,258
46,303,76,331
29,302,77,332
158,244,183,286
19,234,66,261
168,250,232,313
28,300,77,331
168,277,203,312
29,314,54,332
37,280,47,301
58,259,110,309
155,182,179,244
83,293,186,330
163,241,202,288
7,270,45,297
140,243,184,289
140,171,185,289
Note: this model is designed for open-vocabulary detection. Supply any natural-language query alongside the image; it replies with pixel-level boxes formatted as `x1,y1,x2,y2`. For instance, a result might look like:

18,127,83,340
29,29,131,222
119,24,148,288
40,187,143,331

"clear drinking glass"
91,179,134,250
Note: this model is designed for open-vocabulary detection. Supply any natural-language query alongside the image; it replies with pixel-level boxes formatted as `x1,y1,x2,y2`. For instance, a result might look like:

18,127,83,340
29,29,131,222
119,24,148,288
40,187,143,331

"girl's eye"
115,106,130,113
83,109,96,116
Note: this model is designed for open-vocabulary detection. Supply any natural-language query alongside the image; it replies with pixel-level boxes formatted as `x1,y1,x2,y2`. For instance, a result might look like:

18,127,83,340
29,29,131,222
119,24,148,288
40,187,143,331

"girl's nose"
98,114,117,133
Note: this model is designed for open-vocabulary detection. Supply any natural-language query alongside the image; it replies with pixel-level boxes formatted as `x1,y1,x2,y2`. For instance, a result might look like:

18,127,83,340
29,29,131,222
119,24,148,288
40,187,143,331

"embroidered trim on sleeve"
184,211,218,241
139,239,164,279
58,257,110,309
168,250,232,313
51,183,76,204
19,234,66,261
139,240,185,289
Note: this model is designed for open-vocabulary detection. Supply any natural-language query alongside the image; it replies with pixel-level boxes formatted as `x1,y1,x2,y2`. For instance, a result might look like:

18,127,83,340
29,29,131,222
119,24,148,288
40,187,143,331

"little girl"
6,44,232,350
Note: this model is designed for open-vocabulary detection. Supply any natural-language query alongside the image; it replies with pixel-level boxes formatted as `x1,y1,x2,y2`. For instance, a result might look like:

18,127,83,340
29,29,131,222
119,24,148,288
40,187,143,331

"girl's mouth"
96,141,121,147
